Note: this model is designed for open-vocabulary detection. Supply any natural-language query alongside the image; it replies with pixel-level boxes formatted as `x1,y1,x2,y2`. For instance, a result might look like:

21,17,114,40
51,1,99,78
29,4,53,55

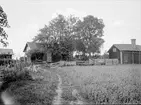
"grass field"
0,65,59,105
1,64,141,104
57,64,141,104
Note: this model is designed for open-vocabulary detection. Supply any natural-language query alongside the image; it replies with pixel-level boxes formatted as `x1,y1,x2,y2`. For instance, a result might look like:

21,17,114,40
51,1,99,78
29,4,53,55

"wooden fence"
75,59,118,66
91,59,119,65
49,59,119,67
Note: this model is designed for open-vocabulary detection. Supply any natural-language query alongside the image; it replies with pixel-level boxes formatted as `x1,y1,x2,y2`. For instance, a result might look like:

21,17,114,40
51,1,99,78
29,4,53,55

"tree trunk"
89,52,92,59
69,52,73,61
82,52,86,60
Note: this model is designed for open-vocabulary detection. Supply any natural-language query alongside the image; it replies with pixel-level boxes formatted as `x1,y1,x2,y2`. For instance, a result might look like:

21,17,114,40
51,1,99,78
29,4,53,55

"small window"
113,48,116,52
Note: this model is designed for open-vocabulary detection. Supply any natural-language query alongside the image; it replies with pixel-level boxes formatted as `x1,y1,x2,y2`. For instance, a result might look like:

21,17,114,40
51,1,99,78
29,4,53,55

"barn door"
123,52,132,64
123,53,128,64
134,52,139,64
139,52,141,64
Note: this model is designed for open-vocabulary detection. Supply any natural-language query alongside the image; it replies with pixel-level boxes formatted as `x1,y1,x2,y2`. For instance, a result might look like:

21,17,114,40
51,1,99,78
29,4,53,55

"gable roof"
108,44,141,52
27,42,41,49
0,49,13,54
23,42,44,52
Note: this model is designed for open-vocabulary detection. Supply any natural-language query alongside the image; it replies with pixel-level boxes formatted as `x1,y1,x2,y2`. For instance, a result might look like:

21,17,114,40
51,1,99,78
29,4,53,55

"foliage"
33,15,78,61
0,63,58,105
74,39,86,53
75,15,105,56
26,49,40,57
25,49,44,62
0,67,32,85
33,14,105,61
102,51,109,59
0,6,10,47
0,62,32,83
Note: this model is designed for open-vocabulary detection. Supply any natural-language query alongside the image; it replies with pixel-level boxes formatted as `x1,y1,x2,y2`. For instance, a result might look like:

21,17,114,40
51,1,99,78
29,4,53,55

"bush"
0,68,33,83
0,61,32,83
0,63,59,105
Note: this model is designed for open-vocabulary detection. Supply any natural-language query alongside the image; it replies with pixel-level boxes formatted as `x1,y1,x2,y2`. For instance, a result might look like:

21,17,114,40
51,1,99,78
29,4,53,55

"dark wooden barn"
108,39,141,64
0,48,13,66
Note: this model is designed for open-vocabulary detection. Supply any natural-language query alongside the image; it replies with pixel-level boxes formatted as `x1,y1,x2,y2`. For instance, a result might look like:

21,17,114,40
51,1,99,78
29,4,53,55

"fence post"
139,51,140,64
120,51,123,64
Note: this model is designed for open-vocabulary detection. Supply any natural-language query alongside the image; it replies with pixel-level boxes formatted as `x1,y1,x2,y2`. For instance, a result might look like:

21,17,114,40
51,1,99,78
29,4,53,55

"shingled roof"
0,48,13,54
110,44,141,52
27,42,42,49
23,42,44,52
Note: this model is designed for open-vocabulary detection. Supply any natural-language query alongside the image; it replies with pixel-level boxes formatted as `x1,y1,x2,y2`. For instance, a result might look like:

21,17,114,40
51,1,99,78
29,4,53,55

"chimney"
131,39,136,48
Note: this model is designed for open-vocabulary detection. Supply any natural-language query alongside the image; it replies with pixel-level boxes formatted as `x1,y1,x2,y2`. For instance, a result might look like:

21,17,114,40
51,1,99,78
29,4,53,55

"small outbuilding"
0,48,13,66
23,42,52,63
108,39,141,64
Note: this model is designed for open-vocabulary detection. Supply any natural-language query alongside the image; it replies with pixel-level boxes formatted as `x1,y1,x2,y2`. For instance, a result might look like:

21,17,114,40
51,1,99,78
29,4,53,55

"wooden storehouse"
108,39,141,64
0,48,13,66
23,42,52,63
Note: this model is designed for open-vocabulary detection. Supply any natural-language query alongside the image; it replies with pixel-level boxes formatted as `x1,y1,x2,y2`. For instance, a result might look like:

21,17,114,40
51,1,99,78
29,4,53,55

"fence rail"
77,59,119,66
50,59,119,67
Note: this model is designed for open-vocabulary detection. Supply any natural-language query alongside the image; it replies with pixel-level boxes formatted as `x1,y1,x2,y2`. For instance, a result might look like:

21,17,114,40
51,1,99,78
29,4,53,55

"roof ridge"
114,44,141,46
113,44,141,51
0,48,13,50
0,49,13,54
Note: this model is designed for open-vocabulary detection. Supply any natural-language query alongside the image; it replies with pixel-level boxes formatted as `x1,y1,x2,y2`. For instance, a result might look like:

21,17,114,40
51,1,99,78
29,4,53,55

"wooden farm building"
108,39,141,64
0,48,13,66
23,42,52,63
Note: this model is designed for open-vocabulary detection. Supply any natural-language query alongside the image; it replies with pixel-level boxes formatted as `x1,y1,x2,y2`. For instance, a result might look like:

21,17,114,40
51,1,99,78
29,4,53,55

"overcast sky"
1,0,141,58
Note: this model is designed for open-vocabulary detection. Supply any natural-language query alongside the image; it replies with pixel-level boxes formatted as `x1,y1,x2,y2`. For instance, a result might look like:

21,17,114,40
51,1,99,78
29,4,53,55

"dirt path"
53,74,63,105
42,65,85,105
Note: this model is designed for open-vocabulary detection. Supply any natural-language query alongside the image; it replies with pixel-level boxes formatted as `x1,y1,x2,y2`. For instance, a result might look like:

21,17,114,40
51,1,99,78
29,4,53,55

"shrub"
0,68,33,83
0,61,33,83
0,63,59,105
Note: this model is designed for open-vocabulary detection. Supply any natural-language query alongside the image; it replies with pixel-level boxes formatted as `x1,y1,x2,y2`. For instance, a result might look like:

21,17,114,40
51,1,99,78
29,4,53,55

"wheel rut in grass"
53,74,63,105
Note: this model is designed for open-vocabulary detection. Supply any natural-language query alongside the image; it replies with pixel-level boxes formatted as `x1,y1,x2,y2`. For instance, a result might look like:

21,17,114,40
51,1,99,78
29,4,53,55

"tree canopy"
0,6,10,47
75,15,105,56
33,14,105,61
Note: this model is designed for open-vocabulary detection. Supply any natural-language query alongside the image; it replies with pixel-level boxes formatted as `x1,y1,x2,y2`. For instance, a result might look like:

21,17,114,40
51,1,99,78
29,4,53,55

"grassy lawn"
57,64,141,104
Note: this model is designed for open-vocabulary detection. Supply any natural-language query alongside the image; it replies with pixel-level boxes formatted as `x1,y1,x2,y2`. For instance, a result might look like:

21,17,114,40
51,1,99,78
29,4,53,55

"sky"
1,0,141,59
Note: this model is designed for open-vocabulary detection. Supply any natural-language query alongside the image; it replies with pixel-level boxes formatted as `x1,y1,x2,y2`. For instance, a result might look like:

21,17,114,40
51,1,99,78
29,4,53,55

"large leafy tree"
0,6,10,47
33,14,105,61
75,15,105,57
33,14,78,61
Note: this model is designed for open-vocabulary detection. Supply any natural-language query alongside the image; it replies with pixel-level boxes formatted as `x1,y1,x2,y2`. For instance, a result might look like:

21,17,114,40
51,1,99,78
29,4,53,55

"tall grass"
0,62,32,83
57,65,141,104
0,62,58,105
